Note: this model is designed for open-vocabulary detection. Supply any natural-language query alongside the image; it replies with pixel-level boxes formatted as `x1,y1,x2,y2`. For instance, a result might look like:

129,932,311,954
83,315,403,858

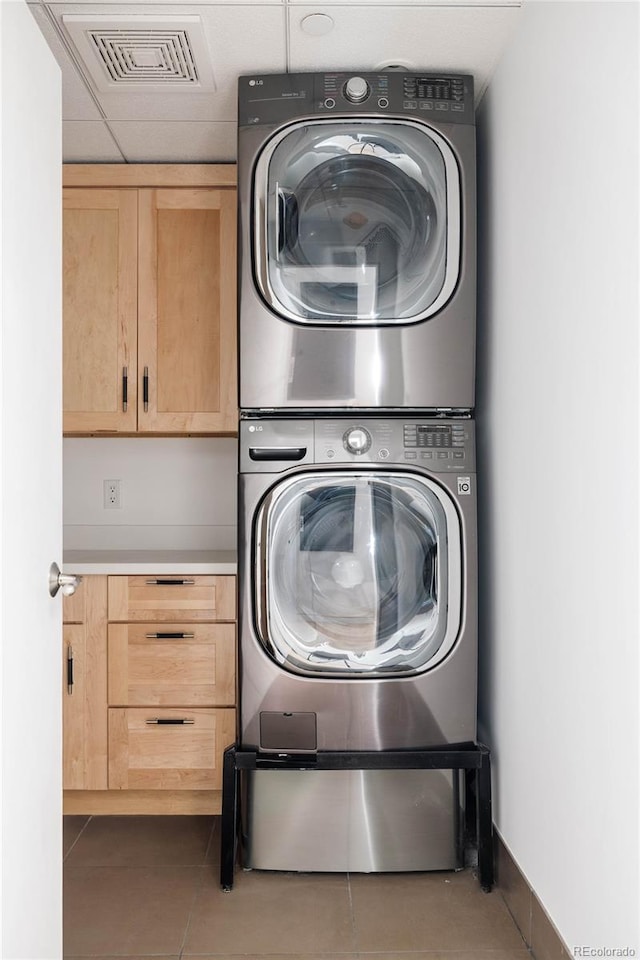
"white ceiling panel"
48,3,287,120
108,119,236,161
289,4,522,101
28,4,102,119
63,120,125,160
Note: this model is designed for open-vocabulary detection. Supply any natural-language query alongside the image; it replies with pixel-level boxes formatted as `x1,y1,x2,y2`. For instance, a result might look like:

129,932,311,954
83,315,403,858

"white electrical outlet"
103,479,122,509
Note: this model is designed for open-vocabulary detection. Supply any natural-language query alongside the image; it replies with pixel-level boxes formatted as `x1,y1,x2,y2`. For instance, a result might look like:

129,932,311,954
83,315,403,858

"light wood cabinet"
108,708,235,791
62,166,237,437
63,572,237,816
62,577,108,791
108,623,236,707
107,575,235,622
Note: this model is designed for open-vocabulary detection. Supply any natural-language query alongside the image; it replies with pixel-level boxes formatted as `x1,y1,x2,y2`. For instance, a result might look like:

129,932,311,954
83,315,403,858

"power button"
324,97,336,109
378,97,389,108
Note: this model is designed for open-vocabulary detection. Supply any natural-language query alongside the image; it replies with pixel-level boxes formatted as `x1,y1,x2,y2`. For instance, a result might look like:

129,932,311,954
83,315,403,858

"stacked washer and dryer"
236,71,478,872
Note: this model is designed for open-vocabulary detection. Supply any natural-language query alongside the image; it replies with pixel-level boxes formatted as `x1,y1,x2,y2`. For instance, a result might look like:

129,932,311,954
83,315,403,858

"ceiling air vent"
62,15,216,92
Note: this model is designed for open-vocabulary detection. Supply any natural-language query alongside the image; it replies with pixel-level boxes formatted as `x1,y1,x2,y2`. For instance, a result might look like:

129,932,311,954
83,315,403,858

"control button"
435,101,450,111
344,76,369,103
344,426,371,454
437,451,449,459
326,449,336,459
420,451,433,459
420,102,434,111
453,451,465,459
377,97,389,108
403,100,418,110
404,452,417,459
324,97,336,109
451,103,464,113
378,448,390,460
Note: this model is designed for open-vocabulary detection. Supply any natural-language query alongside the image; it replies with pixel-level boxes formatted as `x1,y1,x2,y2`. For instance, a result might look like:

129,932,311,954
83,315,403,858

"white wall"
63,438,237,550
477,0,639,951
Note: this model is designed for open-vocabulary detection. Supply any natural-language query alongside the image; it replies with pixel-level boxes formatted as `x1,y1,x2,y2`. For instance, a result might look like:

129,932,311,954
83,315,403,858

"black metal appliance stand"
220,743,494,892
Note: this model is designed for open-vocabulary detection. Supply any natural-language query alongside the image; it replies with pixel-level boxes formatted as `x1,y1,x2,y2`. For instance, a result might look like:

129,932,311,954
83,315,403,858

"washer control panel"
238,72,474,126
316,418,475,472
240,418,475,473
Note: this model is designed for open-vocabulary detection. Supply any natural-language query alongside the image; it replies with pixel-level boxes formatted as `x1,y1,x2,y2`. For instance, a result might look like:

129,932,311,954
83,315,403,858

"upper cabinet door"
137,188,237,434
63,189,138,433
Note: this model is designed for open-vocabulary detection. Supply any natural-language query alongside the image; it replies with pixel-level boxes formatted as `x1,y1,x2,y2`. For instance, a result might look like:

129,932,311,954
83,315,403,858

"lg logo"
248,79,264,87
248,424,264,432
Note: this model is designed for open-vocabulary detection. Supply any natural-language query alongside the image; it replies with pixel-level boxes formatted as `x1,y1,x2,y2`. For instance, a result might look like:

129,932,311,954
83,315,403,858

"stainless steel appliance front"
238,416,478,755
238,416,477,871
242,769,464,872
238,72,477,412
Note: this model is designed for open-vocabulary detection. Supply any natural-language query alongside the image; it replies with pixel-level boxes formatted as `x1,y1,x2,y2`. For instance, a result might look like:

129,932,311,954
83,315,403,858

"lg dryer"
238,72,476,412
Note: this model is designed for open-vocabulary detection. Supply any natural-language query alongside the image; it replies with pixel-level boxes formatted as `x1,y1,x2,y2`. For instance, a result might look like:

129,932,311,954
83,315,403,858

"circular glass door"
254,471,462,676
253,119,461,325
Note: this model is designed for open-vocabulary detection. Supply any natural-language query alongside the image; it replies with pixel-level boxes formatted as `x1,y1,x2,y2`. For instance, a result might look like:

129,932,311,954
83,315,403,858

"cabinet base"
63,789,221,815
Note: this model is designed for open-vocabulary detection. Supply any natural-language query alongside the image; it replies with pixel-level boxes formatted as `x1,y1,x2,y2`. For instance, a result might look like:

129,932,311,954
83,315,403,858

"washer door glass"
255,472,462,676
254,119,460,325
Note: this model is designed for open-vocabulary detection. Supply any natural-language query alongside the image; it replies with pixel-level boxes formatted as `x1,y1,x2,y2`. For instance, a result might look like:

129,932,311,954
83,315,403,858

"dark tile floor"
63,815,531,959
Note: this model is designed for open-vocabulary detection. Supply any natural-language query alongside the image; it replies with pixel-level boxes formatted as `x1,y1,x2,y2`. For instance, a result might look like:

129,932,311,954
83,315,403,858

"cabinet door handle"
145,718,195,725
67,645,74,694
145,632,195,639
122,367,128,412
144,579,195,586
143,366,149,411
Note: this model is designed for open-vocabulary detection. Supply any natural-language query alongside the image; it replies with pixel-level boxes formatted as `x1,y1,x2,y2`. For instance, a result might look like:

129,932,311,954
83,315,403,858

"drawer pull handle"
122,366,128,412
143,366,149,412
145,632,195,639
144,579,195,586
145,718,195,725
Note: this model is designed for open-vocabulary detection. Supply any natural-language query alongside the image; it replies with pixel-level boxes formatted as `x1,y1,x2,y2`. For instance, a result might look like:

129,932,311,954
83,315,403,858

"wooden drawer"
108,707,235,790
108,575,235,622
108,622,235,707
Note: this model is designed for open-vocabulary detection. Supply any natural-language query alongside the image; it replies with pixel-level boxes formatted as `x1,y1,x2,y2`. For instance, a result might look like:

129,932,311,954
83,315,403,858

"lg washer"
237,415,477,872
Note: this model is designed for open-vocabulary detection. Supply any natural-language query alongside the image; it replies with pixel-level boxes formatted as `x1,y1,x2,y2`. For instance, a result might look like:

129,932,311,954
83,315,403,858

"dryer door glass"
255,472,462,676
254,119,460,325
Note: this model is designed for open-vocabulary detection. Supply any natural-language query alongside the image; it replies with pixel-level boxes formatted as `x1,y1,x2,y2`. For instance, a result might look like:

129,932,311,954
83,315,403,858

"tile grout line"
346,871,360,957
202,817,218,866
177,824,218,960
63,815,92,864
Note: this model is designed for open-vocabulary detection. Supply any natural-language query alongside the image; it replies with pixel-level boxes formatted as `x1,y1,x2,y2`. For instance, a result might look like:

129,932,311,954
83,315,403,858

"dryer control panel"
240,417,475,473
238,72,474,126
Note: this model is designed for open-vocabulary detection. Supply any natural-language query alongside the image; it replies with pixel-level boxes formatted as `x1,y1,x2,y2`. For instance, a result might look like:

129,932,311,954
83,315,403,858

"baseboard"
494,830,571,960
63,789,221,815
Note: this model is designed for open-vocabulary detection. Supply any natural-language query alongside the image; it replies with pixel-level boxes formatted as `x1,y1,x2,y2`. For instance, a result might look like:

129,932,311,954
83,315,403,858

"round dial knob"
344,76,370,103
344,427,371,455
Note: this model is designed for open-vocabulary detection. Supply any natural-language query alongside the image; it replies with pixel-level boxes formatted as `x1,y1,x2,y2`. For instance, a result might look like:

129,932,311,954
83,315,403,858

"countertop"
62,550,237,575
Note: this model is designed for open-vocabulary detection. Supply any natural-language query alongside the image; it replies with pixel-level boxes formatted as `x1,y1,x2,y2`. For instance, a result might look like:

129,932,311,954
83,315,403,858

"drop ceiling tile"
28,4,102,119
289,4,522,101
108,120,237,162
48,4,286,120
63,120,124,160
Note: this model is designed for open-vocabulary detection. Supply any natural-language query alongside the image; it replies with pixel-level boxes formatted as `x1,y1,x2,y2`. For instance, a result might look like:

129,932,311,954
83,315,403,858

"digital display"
404,424,452,448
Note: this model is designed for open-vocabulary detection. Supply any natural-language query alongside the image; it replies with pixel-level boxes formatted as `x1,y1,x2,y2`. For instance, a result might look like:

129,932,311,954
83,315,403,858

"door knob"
49,562,82,598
